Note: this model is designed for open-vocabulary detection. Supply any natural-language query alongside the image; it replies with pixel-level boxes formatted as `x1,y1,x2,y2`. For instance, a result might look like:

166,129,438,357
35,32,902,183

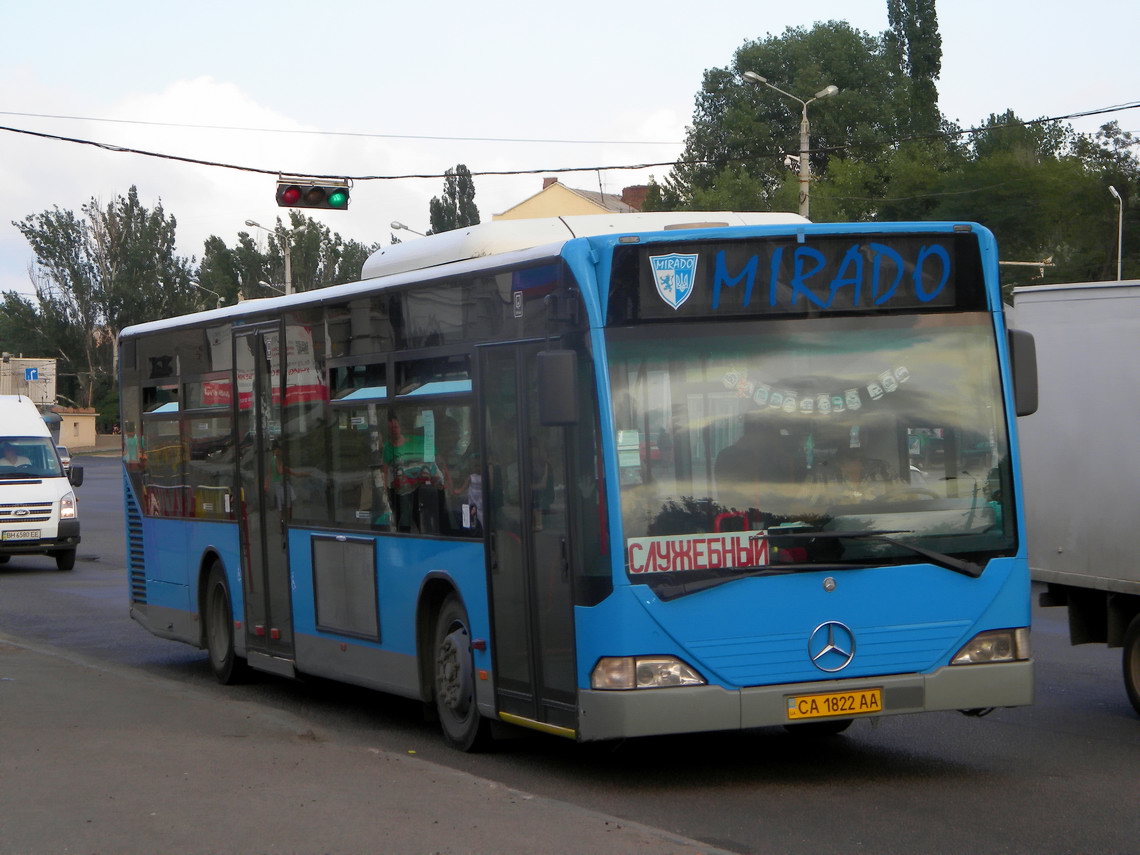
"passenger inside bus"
383,408,444,532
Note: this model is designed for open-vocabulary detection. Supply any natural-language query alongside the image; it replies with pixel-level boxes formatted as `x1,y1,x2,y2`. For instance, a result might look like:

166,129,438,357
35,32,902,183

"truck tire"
1124,614,1140,717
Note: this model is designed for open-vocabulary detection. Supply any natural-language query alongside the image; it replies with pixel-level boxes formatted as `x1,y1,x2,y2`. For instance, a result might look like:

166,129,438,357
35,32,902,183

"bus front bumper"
576,660,1033,742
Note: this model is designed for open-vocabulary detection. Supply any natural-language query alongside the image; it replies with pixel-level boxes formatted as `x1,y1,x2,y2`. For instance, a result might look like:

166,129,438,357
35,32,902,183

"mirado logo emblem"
649,253,699,310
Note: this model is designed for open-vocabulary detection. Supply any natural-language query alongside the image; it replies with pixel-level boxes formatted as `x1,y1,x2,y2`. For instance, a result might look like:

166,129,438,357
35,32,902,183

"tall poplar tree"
428,164,480,234
885,0,943,135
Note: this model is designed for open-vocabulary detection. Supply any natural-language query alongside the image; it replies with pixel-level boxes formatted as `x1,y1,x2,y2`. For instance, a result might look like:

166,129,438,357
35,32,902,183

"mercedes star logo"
808,621,856,672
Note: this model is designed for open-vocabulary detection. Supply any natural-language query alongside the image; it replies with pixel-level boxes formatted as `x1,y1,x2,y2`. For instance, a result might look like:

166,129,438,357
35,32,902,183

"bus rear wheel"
433,594,490,751
1124,614,1140,716
204,563,247,685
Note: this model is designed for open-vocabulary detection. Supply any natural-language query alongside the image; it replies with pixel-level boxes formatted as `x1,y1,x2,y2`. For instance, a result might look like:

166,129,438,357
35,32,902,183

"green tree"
10,186,196,407
428,164,480,234
921,113,1140,286
885,0,942,135
653,21,916,212
200,211,380,298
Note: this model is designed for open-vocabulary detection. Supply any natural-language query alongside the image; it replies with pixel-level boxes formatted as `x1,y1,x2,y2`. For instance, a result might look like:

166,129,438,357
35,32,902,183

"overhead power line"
0,110,682,147
0,101,1137,182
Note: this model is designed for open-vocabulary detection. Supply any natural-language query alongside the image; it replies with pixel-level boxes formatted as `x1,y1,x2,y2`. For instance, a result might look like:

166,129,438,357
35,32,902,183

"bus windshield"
607,311,1015,592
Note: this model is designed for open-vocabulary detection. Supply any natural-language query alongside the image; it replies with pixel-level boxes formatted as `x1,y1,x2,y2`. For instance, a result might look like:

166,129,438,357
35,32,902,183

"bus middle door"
234,325,296,677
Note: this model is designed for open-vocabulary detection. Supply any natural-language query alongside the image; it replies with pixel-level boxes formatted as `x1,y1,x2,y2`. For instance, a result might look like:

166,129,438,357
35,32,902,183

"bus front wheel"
204,563,247,685
433,594,490,751
1124,614,1140,716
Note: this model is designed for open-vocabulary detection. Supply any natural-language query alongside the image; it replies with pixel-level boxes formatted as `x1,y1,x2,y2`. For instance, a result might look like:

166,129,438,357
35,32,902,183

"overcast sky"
1,0,1136,299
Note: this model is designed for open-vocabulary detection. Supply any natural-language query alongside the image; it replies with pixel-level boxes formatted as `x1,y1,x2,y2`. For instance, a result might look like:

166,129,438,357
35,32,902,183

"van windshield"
0,437,66,478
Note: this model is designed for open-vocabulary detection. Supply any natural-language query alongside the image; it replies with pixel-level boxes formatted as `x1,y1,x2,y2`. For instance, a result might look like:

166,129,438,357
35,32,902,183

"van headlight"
60,491,77,520
951,628,1030,664
591,656,706,690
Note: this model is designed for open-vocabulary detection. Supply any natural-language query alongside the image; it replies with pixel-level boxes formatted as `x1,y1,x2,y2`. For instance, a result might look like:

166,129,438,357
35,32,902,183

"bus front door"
234,325,295,676
481,344,578,735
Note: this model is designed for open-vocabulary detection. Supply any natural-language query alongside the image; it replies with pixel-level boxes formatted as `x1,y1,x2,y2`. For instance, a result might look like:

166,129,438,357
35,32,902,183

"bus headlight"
591,656,706,690
59,491,77,520
951,628,1030,664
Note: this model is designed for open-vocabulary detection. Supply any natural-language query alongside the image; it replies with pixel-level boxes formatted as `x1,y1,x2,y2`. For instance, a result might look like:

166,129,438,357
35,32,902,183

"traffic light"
275,176,351,210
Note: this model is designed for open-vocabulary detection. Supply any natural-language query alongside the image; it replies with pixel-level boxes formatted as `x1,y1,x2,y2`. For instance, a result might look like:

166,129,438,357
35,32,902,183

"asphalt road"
2,455,1137,855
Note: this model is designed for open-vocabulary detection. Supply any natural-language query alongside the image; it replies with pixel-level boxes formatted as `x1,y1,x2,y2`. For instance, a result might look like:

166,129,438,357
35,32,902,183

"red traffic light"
275,178,350,210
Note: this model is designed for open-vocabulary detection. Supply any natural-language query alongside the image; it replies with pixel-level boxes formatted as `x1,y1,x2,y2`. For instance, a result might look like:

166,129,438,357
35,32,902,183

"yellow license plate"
787,687,883,720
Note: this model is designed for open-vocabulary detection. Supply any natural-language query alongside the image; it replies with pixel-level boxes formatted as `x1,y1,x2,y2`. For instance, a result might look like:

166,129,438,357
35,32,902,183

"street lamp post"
1109,186,1123,281
245,219,292,295
742,71,839,219
390,220,425,237
189,281,223,309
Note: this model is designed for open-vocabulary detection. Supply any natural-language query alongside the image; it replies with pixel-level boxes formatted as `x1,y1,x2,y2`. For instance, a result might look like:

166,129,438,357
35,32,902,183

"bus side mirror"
1008,328,1038,417
536,350,579,426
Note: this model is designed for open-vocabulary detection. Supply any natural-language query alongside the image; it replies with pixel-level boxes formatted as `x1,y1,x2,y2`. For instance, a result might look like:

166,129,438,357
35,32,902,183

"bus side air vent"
124,472,147,604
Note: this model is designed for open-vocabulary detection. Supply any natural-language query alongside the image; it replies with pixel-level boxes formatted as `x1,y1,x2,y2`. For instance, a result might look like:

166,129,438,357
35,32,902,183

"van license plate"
2,529,40,541
787,687,882,720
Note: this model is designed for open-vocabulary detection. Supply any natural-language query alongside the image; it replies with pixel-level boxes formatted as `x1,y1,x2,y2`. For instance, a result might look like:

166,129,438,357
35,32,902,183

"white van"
0,395,84,570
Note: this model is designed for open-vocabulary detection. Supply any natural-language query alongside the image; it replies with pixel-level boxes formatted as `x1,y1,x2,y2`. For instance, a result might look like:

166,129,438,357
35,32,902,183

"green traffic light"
328,190,348,208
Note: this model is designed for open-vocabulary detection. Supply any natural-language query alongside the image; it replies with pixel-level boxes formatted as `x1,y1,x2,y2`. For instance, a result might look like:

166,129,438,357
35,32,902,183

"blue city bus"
118,212,1036,749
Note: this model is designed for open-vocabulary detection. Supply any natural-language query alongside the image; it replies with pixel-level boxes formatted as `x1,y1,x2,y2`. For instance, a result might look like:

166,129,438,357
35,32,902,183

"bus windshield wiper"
648,563,875,599
770,529,985,578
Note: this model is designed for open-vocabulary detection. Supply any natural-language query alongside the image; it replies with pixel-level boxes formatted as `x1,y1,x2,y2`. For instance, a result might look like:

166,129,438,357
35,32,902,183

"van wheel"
54,549,76,571
204,563,247,684
433,594,490,751
1124,615,1140,716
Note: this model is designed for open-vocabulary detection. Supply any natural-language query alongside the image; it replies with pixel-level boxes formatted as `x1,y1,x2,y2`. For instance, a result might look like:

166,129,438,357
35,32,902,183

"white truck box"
1012,281,1140,713
0,395,83,570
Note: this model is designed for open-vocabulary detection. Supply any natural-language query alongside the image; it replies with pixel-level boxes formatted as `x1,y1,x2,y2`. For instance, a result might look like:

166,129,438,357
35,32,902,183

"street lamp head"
742,71,768,85
391,220,425,236
1109,185,1121,201
244,219,261,229
815,84,840,99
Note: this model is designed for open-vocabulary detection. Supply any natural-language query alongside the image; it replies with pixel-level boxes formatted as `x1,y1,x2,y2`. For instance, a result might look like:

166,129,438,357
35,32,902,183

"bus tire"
784,718,854,737
433,594,490,751
1124,614,1140,717
54,549,76,571
204,563,247,685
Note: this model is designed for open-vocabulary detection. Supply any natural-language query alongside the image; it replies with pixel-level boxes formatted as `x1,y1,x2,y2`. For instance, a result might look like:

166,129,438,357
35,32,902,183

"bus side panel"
133,517,242,647
288,530,488,698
